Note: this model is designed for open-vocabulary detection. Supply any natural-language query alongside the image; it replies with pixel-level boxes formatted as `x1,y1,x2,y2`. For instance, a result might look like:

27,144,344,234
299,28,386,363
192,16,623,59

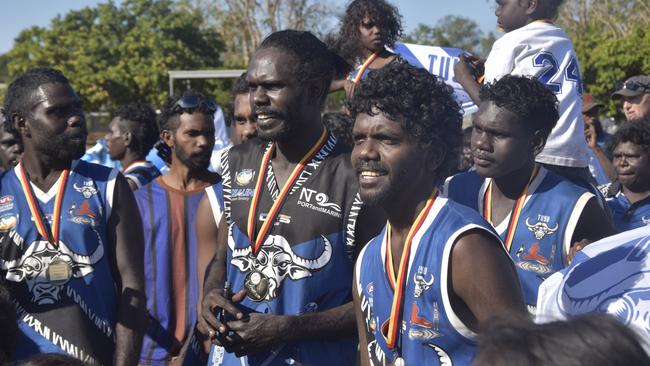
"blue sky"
0,0,499,54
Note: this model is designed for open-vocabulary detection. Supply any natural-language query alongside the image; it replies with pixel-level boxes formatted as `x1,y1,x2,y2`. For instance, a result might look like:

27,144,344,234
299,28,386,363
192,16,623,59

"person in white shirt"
455,0,590,185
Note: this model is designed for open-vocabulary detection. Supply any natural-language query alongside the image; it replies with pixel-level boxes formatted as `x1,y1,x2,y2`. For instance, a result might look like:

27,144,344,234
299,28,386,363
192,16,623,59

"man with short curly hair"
197,30,384,366
600,121,650,233
1,67,146,366
105,103,161,190
443,75,613,314
351,61,526,365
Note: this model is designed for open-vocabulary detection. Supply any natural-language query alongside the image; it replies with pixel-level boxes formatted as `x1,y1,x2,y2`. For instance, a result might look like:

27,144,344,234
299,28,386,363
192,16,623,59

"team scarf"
382,189,438,352
246,129,328,254
483,165,539,251
17,163,69,246
351,50,380,84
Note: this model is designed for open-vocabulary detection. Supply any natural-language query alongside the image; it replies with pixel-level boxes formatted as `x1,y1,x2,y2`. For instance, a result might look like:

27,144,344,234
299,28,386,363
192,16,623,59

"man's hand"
198,289,246,346
227,313,293,355
453,54,483,105
568,239,591,264
454,55,484,83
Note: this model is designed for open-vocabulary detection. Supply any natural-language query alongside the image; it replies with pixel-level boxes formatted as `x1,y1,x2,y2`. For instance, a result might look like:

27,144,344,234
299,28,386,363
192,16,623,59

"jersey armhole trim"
205,187,223,228
440,223,505,340
563,192,594,259
105,168,119,220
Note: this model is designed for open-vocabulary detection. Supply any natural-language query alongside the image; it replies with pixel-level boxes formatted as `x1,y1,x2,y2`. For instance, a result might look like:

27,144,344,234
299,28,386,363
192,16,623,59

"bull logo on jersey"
74,181,98,199
525,217,558,240
413,272,434,298
0,240,104,305
229,225,332,301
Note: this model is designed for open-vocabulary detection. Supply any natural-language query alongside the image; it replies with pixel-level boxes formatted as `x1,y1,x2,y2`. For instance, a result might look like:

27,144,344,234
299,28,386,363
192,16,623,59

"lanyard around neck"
382,189,437,352
246,129,328,254
483,165,539,251
352,50,380,84
17,164,69,247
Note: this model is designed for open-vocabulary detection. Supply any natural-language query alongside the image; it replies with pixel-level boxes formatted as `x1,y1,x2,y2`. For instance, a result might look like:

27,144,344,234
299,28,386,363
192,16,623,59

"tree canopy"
403,16,496,58
559,0,650,118
5,0,223,111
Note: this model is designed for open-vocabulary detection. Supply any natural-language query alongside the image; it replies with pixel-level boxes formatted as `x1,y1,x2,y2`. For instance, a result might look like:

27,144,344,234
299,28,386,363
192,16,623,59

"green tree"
403,16,495,57
5,0,223,110
200,0,339,67
558,0,650,118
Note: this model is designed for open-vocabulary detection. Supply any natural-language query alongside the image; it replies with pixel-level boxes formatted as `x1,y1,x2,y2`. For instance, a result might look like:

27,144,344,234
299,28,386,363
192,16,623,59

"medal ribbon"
382,189,437,351
17,164,69,247
247,129,328,254
483,165,539,251
352,51,380,84
123,159,146,172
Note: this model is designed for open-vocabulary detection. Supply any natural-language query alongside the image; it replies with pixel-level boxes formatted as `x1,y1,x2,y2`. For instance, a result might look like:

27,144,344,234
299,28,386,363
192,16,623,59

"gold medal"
46,258,72,285
244,270,269,302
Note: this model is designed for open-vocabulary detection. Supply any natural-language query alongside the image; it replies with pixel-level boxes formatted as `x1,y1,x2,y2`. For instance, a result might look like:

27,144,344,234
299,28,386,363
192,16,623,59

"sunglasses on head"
173,95,218,113
615,81,650,93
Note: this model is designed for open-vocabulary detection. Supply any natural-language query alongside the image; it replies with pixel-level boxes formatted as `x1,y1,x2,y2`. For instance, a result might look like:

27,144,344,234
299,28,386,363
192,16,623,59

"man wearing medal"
442,75,614,315
197,30,383,366
351,62,527,365
0,67,146,365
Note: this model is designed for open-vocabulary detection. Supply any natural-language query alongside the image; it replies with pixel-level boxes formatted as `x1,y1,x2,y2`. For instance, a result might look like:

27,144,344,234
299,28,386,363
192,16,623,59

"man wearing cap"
612,75,650,123
583,97,614,184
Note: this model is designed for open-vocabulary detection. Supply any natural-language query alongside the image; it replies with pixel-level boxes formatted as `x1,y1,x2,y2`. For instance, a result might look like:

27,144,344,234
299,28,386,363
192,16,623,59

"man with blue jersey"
0,67,146,365
350,61,526,366
105,103,161,190
600,121,650,233
134,90,221,365
443,76,614,314
197,30,384,366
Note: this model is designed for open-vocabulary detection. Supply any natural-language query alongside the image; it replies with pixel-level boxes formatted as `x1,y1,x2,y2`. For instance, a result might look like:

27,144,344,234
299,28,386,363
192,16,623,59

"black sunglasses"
173,95,218,113
615,81,650,93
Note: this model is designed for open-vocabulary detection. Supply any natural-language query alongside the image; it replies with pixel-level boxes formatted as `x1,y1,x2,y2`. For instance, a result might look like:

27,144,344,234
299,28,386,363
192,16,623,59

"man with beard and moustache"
197,30,383,366
134,90,221,366
0,67,146,365
442,76,614,315
351,62,526,366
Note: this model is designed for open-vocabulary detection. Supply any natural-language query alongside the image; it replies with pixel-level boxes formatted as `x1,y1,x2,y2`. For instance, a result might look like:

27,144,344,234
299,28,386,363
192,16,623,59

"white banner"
391,43,477,115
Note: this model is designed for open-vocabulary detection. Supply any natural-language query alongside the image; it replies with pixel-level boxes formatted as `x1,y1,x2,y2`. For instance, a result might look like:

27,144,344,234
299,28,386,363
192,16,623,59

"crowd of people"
1,0,650,365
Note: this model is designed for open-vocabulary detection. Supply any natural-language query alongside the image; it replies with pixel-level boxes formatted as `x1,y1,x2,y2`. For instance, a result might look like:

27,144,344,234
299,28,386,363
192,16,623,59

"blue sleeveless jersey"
0,161,118,365
356,197,502,365
210,134,363,366
135,178,213,365
442,167,593,312
123,161,161,190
